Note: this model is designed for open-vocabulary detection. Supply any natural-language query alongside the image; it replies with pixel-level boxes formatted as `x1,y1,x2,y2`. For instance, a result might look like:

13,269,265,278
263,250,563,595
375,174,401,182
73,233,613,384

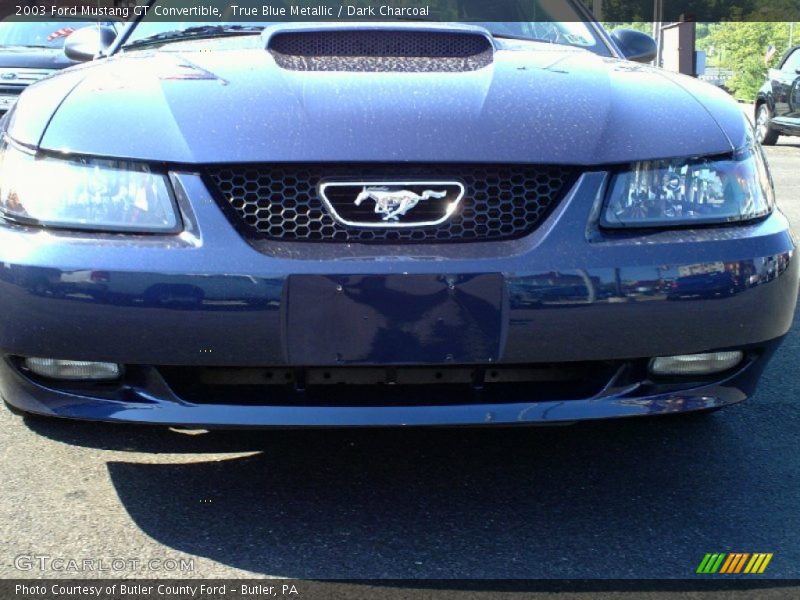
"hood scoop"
264,24,494,72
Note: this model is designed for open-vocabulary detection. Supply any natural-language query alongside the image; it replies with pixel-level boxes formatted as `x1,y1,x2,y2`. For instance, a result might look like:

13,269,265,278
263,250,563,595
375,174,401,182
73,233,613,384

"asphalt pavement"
1,138,799,591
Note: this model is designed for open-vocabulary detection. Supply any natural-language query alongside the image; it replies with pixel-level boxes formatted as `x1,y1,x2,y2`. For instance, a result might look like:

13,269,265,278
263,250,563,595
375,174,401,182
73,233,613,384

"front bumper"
0,172,796,426
0,348,783,426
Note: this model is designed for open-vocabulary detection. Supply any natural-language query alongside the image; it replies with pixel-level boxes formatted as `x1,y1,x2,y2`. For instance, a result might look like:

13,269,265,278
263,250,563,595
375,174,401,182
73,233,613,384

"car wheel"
756,104,779,146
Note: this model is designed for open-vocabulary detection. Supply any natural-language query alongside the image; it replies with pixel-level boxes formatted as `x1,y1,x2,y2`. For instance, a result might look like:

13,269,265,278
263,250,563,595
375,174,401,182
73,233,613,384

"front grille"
268,30,494,72
206,164,576,243
0,67,55,87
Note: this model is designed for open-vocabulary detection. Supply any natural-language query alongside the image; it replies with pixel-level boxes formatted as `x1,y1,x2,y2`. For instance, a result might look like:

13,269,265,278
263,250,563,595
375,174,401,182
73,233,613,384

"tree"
706,22,791,100
583,0,799,20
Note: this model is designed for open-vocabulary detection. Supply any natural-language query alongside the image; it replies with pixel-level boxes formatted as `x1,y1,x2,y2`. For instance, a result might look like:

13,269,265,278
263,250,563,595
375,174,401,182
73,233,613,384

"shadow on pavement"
26,410,795,580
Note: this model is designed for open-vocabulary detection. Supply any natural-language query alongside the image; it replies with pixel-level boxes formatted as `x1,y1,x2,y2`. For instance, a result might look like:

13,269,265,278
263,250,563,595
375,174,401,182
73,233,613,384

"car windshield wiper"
488,32,551,43
379,19,559,46
490,32,595,50
124,25,263,49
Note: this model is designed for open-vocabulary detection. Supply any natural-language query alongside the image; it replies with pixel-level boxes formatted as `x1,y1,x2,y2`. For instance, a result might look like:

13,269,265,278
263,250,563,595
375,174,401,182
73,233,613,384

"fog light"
649,351,744,376
23,357,121,381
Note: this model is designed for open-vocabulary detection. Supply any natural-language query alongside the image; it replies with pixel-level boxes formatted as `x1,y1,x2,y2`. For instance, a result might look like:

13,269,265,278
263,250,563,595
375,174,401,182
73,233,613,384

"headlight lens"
601,145,774,228
0,139,179,232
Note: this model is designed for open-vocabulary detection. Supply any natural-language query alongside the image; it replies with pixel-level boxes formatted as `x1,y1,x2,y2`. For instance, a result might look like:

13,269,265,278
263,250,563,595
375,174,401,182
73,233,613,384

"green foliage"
589,4,796,102
706,22,791,100
602,19,792,102
584,0,799,21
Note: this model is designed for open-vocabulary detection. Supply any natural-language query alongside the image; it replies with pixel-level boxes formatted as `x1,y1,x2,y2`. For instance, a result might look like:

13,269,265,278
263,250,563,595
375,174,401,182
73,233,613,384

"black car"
0,19,118,114
0,1,797,427
756,44,800,145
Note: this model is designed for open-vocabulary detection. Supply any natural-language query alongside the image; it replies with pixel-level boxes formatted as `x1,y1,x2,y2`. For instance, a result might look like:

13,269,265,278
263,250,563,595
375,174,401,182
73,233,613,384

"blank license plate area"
285,274,505,365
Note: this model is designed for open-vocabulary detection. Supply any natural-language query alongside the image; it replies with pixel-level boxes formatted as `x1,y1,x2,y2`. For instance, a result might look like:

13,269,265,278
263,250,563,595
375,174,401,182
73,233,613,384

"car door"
788,50,800,125
773,47,800,129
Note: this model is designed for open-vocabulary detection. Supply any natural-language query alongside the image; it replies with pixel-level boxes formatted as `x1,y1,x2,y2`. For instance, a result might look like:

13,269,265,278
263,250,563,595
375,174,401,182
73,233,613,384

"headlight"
0,139,179,233
601,144,774,228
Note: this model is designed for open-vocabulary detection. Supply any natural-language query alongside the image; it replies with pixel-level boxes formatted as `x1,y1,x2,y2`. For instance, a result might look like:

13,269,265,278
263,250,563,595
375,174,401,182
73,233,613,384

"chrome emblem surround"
319,180,465,228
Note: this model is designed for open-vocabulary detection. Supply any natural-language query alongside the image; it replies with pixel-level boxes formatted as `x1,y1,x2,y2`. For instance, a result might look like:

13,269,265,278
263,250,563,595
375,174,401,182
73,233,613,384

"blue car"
0,1,796,427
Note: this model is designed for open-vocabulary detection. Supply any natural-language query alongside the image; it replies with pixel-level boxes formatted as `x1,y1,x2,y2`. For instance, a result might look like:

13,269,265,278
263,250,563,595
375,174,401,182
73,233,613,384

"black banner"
3,579,800,600
1,0,800,23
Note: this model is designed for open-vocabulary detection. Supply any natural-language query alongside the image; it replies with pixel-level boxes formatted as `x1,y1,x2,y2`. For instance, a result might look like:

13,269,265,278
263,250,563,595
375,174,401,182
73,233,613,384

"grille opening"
268,30,494,72
158,363,620,407
206,164,577,243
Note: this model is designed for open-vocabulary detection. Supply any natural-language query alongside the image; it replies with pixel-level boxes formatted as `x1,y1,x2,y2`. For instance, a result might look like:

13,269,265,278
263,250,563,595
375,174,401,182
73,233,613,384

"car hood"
8,36,748,166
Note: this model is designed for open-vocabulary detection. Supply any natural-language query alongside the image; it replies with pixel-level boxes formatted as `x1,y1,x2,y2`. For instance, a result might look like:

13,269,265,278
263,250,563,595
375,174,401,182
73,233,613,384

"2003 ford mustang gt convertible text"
0,1,797,427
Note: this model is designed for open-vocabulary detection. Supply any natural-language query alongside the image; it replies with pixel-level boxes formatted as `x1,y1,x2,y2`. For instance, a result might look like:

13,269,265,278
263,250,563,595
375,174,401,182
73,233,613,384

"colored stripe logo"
697,553,773,574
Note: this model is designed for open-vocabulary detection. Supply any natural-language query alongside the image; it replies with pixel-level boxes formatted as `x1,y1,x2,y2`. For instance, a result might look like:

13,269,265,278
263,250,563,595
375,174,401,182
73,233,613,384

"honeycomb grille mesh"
268,31,494,72
206,164,576,243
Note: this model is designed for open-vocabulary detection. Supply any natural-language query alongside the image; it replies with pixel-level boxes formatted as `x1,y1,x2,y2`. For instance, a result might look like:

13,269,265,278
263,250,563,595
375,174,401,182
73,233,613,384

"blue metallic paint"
0,173,795,369
7,38,744,165
0,23,797,426
0,348,776,426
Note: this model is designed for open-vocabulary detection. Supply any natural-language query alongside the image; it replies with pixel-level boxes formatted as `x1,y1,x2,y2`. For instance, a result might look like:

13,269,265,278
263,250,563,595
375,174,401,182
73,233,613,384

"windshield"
0,20,100,48
124,0,608,54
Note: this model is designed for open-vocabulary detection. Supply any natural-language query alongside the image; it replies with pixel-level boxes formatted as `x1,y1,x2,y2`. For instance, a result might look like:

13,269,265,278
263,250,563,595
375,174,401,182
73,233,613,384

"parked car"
0,0,796,428
0,19,120,115
756,44,800,145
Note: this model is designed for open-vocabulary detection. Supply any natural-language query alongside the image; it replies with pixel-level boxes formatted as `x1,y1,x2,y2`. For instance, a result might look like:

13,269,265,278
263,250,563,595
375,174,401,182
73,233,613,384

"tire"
756,104,779,146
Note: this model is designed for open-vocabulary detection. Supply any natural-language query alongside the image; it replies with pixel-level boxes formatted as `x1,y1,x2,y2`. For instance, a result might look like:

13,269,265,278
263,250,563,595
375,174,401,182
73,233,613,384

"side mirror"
611,28,658,64
64,26,117,62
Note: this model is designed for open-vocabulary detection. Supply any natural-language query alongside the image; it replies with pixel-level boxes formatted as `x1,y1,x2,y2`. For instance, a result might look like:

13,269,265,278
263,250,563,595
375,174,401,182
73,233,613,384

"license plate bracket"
285,274,505,365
